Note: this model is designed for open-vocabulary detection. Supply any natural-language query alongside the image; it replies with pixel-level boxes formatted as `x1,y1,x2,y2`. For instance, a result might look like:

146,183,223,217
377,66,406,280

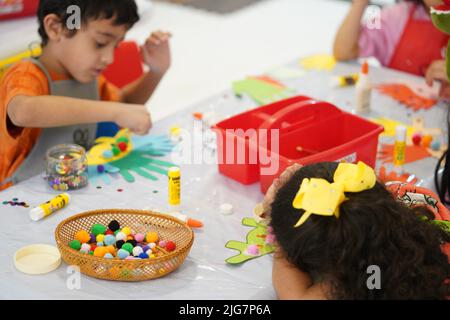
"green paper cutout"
431,6,450,79
225,217,275,264
232,77,294,105
109,150,175,183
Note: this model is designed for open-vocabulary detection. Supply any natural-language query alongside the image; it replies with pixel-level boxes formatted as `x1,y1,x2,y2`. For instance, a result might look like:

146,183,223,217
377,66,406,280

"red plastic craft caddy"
213,96,384,193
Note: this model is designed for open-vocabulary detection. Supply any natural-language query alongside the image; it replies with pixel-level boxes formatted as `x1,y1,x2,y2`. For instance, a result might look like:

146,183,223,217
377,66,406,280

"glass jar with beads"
46,144,88,191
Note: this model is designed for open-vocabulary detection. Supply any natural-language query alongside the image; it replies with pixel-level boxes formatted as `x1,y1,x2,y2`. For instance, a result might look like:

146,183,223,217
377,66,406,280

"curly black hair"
270,162,450,299
38,0,139,46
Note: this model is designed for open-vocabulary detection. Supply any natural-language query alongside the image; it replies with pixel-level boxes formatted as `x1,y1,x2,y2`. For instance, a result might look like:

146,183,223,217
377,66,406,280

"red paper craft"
378,144,432,164
378,166,418,184
377,84,437,111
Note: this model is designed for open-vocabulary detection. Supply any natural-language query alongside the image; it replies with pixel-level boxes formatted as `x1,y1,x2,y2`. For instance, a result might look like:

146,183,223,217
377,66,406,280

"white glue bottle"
355,61,372,114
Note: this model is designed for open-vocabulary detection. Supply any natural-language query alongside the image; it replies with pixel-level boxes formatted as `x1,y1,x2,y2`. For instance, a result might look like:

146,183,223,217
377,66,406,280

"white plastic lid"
14,244,61,275
395,125,407,142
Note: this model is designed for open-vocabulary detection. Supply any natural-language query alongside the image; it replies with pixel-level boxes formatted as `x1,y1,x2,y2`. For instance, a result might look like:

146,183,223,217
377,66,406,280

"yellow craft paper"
300,54,336,71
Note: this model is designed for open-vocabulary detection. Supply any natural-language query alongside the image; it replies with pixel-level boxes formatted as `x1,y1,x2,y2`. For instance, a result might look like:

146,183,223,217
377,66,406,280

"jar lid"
14,244,61,275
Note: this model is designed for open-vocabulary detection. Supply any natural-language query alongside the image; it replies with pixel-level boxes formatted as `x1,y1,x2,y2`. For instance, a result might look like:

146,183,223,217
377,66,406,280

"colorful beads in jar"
46,144,88,191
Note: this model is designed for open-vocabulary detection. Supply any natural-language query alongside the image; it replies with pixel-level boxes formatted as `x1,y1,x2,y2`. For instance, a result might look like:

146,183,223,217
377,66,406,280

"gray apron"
1,58,98,187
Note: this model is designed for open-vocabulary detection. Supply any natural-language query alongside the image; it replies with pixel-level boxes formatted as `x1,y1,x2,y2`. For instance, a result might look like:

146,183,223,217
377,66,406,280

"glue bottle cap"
395,125,407,142
362,61,369,75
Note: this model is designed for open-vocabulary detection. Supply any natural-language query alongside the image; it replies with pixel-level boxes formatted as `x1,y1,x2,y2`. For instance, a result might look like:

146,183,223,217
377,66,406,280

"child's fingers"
150,31,172,42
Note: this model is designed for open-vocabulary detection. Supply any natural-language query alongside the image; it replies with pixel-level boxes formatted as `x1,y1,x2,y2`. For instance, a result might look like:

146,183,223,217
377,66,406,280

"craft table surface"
0,60,446,300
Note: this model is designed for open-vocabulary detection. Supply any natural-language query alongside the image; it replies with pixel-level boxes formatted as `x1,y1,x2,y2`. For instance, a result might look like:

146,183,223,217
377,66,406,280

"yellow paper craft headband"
292,161,376,227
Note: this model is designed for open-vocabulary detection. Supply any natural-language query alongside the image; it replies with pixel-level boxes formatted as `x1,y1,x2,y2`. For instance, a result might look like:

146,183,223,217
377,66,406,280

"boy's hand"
140,30,172,75
115,104,152,135
425,60,448,86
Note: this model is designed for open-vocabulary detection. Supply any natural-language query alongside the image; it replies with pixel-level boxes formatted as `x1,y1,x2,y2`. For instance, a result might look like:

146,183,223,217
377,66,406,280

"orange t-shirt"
0,60,121,190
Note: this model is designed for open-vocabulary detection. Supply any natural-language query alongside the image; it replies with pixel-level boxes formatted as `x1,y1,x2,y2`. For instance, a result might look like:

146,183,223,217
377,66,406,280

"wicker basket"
55,209,194,281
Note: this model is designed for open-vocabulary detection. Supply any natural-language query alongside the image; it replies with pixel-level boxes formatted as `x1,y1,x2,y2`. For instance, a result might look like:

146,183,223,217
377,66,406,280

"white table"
0,61,446,299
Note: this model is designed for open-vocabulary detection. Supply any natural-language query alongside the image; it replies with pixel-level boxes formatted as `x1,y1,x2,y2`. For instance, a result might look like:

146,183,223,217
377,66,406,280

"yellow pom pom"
121,227,131,236
75,230,91,244
150,254,156,259
94,246,108,257
146,232,159,243
96,234,105,243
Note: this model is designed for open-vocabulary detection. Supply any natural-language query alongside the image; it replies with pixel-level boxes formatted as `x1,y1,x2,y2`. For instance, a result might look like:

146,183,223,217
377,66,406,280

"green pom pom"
114,229,120,236
91,224,107,236
122,243,133,253
112,145,121,156
69,240,81,251
117,137,129,144
88,251,94,255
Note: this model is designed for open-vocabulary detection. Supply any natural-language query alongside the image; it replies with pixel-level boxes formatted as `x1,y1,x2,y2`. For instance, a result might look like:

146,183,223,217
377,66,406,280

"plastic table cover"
0,61,446,299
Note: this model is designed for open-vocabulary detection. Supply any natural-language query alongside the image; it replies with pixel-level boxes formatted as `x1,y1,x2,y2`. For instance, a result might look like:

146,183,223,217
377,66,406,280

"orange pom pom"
145,232,159,243
94,246,108,257
75,230,91,244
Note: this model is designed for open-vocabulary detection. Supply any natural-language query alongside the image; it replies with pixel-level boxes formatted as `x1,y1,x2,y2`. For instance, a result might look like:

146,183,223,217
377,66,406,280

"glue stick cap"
395,125,407,142
168,167,180,178
29,193,71,221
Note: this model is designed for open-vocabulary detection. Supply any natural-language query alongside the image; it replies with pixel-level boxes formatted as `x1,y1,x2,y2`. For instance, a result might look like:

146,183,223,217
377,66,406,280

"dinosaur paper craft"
232,76,295,105
225,217,275,264
431,1,450,79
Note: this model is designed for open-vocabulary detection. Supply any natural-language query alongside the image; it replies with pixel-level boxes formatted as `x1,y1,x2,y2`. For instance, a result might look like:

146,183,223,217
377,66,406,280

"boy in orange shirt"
0,0,171,190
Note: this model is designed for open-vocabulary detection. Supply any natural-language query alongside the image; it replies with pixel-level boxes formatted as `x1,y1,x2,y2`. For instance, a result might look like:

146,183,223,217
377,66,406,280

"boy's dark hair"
271,162,450,300
38,0,139,46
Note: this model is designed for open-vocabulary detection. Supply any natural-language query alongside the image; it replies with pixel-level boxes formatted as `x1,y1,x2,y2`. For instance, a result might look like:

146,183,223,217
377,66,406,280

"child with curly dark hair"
263,161,450,299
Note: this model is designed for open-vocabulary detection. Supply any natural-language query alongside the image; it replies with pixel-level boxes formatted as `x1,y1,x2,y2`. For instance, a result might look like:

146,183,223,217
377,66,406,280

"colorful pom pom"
145,232,159,243
118,142,127,152
91,224,107,236
112,145,121,156
117,249,130,259
108,220,120,232
94,246,108,257
97,165,105,173
121,227,131,236
96,234,105,243
69,240,81,251
75,230,91,244
133,246,143,257
122,243,133,254
126,240,137,247
116,240,125,249
134,233,145,243
116,232,127,242
422,135,433,148
246,244,260,256
158,240,167,248
139,252,149,259
412,133,422,146
165,241,176,252
102,150,113,159
104,253,113,259
431,140,441,151
104,235,116,246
